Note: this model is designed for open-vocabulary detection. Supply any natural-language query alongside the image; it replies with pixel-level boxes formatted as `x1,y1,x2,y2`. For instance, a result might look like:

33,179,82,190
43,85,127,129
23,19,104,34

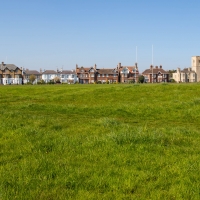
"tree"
68,79,74,84
138,75,145,83
29,74,36,84
168,70,176,78
54,76,61,83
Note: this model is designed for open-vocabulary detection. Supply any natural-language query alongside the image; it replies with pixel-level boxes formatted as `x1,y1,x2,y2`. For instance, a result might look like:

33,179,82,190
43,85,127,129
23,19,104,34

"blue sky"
0,0,199,72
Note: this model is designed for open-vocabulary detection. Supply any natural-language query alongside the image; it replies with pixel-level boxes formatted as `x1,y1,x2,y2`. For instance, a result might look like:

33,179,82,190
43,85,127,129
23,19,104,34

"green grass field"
1,83,200,199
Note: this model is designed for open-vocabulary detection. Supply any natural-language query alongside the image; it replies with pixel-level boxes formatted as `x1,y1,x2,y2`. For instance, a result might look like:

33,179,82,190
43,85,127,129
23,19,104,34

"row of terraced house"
2,57,200,85
0,61,173,85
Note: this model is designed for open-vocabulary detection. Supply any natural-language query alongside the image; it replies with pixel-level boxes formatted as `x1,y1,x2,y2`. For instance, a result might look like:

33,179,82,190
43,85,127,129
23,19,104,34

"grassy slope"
1,84,200,199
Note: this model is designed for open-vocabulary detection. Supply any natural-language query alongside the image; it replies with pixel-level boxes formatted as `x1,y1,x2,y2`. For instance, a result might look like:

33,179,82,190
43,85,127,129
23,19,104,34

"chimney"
94,64,96,70
118,63,121,68
150,65,153,69
2,62,4,65
40,68,42,73
156,66,158,69
76,64,78,69
160,65,162,69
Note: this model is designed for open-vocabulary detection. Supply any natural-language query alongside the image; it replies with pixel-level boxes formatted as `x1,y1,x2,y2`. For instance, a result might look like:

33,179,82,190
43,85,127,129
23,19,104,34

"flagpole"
135,46,137,83
152,45,153,83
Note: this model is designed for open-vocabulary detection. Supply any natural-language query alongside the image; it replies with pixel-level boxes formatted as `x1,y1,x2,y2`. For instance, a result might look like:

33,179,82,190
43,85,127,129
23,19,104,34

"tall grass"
1,84,200,199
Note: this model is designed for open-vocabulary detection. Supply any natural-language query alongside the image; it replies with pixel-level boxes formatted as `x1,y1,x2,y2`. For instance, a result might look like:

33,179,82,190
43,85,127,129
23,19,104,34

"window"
90,74,94,77
106,74,108,77
98,74,100,77
102,74,104,77
72,75,74,78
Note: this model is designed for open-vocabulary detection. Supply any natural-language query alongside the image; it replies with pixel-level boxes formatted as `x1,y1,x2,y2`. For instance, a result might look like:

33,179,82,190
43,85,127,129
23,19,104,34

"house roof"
24,70,41,75
119,66,138,73
1,64,20,71
42,70,57,74
76,67,91,73
60,70,76,75
142,67,169,75
181,68,195,73
97,68,118,74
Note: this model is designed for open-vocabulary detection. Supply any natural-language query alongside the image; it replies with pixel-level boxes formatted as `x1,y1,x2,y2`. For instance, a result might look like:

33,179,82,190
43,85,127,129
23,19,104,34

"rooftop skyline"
0,0,199,72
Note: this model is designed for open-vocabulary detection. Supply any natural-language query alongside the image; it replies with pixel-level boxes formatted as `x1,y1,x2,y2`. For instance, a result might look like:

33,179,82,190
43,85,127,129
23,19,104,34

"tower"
192,56,200,82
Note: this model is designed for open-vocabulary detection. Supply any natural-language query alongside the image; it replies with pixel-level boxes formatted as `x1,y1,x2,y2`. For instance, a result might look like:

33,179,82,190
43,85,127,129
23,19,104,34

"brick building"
142,65,169,83
118,63,139,83
0,62,23,85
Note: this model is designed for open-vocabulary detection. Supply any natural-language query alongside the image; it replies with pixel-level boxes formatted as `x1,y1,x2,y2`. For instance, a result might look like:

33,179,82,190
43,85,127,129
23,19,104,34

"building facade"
0,62,23,85
60,70,78,83
23,69,42,84
172,56,200,83
76,64,97,84
42,69,78,83
192,56,200,82
118,63,139,83
142,65,169,83
173,68,196,83
76,63,139,83
42,70,57,83
96,68,118,83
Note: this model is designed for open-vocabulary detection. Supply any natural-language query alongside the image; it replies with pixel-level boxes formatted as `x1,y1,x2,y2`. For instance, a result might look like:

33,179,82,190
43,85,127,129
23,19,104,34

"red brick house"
96,68,118,83
142,65,169,83
118,63,139,83
76,64,97,84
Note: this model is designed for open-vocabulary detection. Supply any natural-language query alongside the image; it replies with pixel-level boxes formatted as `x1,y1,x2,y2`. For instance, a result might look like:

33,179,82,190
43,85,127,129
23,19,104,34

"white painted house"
42,70,57,83
60,70,78,83
42,69,78,83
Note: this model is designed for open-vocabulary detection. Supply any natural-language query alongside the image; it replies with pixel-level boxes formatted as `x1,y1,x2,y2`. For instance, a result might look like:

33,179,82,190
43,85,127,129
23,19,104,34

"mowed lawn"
1,83,200,199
